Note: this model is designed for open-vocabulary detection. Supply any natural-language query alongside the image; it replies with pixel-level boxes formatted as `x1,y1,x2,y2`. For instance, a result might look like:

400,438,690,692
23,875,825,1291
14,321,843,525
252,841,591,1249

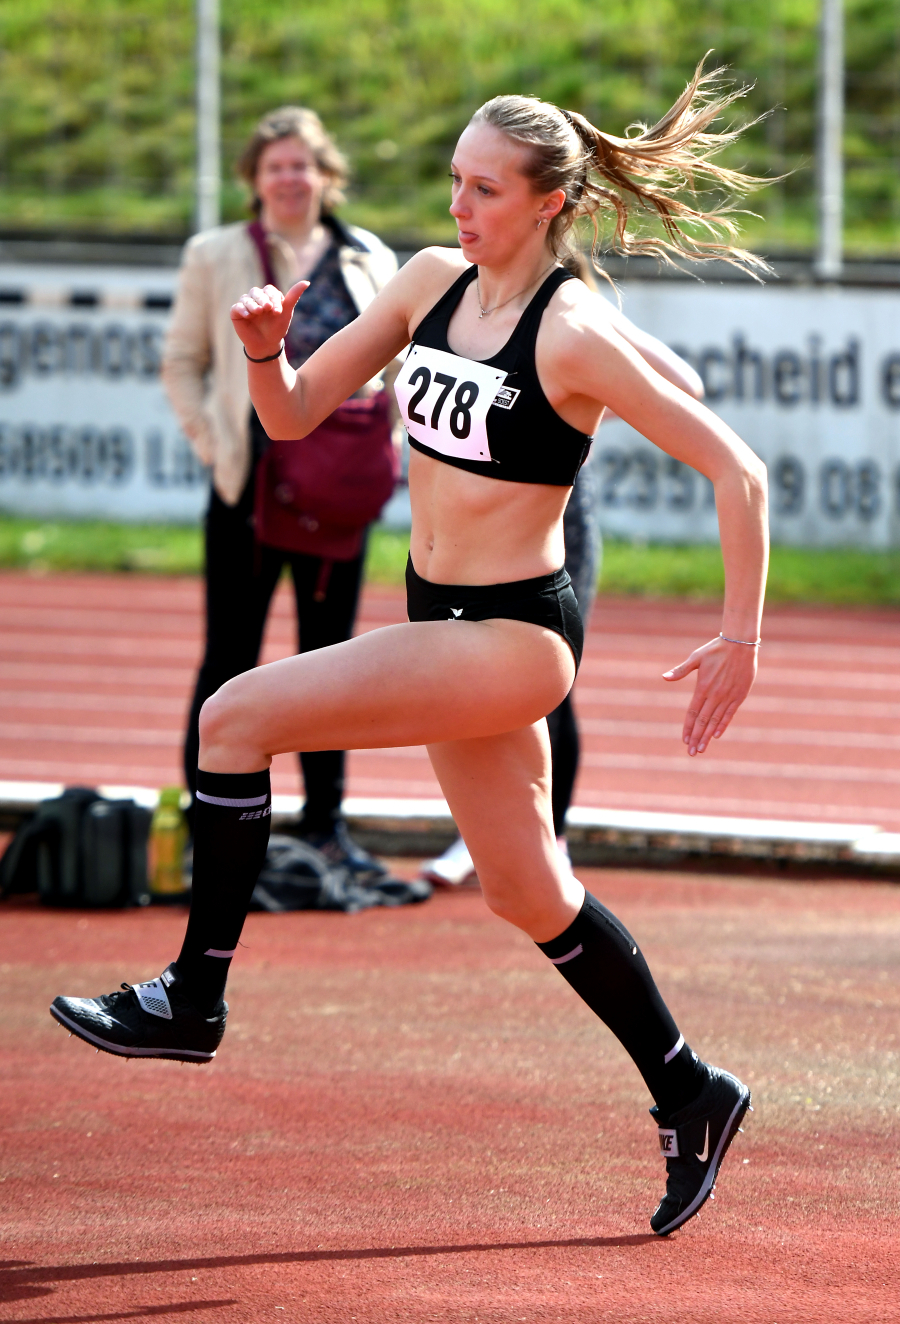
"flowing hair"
471,57,773,280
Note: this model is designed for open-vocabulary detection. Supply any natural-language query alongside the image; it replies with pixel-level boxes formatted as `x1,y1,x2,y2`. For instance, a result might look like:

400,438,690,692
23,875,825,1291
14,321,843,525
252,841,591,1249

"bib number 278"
406,368,479,440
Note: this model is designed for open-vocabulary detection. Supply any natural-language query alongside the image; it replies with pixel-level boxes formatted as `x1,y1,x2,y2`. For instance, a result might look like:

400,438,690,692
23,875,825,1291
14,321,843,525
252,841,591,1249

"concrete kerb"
1,780,898,877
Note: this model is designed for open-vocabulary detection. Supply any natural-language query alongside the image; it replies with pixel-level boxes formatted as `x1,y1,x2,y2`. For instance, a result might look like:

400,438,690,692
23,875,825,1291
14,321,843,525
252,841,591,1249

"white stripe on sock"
664,1032,685,1064
204,947,236,958
195,791,268,808
549,943,583,965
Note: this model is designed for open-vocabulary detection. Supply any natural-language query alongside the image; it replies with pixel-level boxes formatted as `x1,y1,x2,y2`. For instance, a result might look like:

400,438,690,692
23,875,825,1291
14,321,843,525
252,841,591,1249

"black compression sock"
537,891,705,1117
175,767,271,1015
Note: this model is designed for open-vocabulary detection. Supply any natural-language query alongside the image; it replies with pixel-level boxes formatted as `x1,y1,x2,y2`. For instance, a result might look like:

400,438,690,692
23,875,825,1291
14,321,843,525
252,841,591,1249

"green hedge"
2,1,900,253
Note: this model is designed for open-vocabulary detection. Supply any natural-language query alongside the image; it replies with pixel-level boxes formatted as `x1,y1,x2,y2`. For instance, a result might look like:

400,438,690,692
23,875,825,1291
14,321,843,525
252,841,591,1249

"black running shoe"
299,820,389,882
306,821,434,903
650,1063,751,1236
49,962,226,1063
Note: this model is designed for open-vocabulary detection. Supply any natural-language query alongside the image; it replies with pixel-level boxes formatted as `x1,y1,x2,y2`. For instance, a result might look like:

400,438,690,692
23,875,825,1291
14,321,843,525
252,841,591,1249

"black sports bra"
394,264,592,486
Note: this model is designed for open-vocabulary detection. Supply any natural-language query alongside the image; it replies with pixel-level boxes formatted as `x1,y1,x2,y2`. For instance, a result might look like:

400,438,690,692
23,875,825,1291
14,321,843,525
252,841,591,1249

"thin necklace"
476,261,558,318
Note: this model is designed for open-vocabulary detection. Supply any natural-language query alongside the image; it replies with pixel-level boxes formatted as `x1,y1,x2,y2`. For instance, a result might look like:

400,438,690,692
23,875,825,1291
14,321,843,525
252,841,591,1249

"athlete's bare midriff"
407,446,570,585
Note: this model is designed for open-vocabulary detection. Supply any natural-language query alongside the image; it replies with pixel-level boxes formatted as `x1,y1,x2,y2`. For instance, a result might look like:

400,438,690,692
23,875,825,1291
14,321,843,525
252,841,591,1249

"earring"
536,218,546,229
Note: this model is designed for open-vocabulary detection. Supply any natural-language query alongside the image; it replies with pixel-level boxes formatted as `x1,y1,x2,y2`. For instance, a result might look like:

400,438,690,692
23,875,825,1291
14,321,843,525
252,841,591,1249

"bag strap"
246,220,278,288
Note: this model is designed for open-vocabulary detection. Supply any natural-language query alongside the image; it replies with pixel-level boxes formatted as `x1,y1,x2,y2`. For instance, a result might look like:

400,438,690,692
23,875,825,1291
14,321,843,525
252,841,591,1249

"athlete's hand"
230,281,309,360
663,636,758,756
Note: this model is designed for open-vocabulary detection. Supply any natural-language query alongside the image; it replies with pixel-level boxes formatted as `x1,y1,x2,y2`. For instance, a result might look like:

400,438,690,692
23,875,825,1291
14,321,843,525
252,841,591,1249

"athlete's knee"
482,888,524,927
198,675,255,750
480,874,540,930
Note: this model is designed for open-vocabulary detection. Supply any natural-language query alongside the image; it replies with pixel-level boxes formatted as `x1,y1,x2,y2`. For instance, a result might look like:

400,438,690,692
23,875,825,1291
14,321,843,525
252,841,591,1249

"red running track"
2,871,899,1322
2,570,900,826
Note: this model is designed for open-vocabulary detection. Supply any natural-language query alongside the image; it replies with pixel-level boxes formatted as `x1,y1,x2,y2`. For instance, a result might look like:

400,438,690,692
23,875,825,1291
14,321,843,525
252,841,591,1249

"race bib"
394,345,509,463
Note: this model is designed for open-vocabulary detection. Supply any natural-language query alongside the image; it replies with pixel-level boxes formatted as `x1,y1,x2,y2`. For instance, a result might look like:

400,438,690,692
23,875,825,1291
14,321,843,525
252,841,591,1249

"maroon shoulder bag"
247,221,398,562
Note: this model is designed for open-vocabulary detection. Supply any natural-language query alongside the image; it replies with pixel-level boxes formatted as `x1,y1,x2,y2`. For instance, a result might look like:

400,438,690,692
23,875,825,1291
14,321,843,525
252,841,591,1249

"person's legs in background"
545,692,579,869
546,457,602,866
288,537,391,880
420,459,602,885
185,461,395,884
184,473,285,829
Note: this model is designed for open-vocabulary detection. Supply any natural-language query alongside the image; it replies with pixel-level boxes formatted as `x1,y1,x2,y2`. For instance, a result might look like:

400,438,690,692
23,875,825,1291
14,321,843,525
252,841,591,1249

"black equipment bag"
0,787,151,908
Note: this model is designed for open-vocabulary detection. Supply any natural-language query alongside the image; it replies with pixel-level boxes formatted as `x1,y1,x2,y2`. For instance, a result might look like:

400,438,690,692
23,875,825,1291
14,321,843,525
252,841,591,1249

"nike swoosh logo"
696,1123,709,1163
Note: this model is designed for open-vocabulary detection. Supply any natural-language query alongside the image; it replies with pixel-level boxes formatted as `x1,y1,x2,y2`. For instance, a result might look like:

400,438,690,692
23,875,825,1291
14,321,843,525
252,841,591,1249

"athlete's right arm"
229,248,464,440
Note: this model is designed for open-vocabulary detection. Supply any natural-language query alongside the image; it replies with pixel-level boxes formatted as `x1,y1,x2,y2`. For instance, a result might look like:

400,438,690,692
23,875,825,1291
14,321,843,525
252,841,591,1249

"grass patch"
599,541,725,600
371,535,900,606
600,540,900,607
363,527,411,586
0,514,412,583
764,544,900,607
0,515,204,575
2,514,900,607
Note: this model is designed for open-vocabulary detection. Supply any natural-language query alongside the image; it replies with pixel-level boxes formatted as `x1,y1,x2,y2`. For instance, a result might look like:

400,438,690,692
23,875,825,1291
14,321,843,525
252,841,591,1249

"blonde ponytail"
472,58,773,280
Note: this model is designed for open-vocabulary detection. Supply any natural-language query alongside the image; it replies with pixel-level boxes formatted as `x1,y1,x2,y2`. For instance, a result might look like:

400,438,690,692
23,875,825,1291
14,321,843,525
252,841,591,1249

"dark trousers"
546,693,579,838
184,467,365,835
546,462,601,837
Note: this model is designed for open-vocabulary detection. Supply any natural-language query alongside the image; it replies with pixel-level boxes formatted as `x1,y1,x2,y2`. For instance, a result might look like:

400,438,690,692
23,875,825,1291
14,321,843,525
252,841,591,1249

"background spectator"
162,106,398,878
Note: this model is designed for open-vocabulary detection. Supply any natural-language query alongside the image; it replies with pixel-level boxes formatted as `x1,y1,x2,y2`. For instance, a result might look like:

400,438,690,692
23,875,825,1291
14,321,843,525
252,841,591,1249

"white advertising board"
2,262,900,545
0,264,207,523
599,279,900,547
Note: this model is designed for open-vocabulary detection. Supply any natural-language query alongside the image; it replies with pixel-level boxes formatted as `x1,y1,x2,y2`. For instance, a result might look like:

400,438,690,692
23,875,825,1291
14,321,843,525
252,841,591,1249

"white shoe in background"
418,836,477,886
419,834,576,886
556,835,575,876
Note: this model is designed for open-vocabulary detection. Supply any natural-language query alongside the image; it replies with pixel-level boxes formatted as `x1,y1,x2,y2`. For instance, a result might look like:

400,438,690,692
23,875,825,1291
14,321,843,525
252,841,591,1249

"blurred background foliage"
0,0,899,253
5,515,900,605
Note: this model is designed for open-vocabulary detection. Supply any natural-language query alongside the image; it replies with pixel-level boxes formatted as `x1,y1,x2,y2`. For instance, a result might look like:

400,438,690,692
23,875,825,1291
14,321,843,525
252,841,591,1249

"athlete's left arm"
596,300,704,403
550,305,768,758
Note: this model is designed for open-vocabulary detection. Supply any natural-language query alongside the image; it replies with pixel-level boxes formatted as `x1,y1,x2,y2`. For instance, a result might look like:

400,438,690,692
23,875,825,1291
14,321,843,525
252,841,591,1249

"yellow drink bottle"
148,787,189,898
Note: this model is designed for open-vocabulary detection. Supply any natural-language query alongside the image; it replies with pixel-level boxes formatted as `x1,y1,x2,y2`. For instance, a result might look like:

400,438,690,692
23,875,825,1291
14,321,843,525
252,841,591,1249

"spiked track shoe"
650,1062,751,1235
50,963,226,1063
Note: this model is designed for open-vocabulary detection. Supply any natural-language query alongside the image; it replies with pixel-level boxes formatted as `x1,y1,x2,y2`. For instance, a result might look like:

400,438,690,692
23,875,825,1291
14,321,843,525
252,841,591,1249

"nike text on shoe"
650,1062,751,1236
49,963,227,1063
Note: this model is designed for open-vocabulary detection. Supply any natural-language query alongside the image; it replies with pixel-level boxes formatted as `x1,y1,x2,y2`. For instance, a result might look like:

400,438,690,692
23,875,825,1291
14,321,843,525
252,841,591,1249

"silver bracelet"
719,631,761,647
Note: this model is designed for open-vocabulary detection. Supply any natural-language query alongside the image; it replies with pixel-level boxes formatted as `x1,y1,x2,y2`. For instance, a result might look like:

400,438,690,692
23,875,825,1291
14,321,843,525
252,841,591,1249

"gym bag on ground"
0,787,151,908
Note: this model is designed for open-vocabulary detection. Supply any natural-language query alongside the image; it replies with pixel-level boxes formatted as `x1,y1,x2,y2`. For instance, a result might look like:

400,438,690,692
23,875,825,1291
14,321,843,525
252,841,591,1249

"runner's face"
255,137,327,228
449,122,563,264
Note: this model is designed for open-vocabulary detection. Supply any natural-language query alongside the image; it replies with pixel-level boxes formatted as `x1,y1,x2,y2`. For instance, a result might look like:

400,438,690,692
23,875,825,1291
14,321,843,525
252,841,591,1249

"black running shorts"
405,554,584,671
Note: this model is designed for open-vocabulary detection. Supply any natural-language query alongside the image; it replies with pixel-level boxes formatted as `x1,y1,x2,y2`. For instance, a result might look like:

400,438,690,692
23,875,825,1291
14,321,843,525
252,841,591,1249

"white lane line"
578,719,900,750
581,752,900,784
574,687,900,720
579,660,900,690
0,723,180,746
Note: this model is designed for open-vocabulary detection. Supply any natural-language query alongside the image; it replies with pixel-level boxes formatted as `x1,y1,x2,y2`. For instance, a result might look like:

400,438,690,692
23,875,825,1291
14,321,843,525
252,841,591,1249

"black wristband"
243,342,285,363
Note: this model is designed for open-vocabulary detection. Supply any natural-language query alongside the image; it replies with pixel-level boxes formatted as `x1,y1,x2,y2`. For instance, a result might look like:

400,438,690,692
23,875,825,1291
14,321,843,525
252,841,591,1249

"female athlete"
52,63,769,1237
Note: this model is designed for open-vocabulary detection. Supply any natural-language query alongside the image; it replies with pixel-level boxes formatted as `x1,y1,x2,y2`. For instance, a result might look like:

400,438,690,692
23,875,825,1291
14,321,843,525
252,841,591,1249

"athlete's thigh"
426,725,582,927
211,617,573,757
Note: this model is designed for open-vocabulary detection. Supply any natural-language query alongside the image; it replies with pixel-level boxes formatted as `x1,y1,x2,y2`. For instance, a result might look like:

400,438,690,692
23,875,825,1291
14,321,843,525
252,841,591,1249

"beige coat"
161,219,398,505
